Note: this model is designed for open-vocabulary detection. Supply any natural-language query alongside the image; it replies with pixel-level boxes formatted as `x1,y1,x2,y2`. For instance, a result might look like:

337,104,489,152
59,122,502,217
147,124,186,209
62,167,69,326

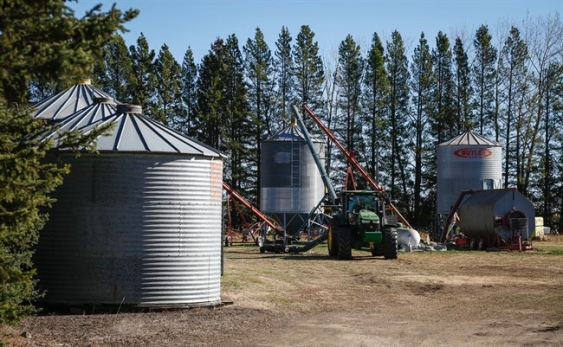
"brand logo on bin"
453,148,493,158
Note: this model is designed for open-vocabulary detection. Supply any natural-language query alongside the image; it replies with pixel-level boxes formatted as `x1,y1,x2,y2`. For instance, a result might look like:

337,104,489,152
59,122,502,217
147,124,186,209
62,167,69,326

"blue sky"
70,1,561,64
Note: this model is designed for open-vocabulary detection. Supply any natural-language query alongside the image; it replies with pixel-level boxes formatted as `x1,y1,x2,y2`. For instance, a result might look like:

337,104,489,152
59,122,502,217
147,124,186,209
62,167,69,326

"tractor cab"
342,191,381,230
328,190,398,260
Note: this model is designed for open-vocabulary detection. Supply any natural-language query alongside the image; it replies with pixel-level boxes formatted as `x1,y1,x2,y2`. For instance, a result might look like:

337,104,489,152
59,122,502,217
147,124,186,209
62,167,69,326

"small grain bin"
437,130,502,215
260,122,325,236
459,189,535,250
35,104,225,308
33,79,116,122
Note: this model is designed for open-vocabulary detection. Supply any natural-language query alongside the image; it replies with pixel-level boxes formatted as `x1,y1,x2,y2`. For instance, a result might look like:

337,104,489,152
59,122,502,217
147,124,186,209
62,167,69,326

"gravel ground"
2,235,562,347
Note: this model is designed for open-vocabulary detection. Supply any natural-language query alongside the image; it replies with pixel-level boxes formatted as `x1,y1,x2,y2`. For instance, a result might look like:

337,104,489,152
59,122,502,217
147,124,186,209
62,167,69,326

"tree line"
41,15,561,231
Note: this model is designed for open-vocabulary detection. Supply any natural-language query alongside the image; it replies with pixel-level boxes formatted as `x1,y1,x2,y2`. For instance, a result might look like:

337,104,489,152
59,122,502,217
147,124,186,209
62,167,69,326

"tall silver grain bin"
437,130,502,215
260,123,325,236
35,104,225,308
33,79,115,122
459,189,535,248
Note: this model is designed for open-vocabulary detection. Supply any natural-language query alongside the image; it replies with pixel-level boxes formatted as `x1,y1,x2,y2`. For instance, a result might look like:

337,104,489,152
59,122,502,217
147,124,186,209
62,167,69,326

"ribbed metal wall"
260,125,325,235
459,189,535,240
437,133,502,215
35,153,223,307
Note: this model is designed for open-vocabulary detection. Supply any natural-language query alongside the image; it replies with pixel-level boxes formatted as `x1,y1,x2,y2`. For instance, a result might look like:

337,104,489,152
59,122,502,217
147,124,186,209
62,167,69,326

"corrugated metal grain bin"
459,189,535,245
260,123,325,236
437,131,502,215
35,104,225,308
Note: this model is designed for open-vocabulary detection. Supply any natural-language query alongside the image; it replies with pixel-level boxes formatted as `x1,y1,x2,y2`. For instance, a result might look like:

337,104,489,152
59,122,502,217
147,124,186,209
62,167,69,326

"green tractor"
327,190,398,260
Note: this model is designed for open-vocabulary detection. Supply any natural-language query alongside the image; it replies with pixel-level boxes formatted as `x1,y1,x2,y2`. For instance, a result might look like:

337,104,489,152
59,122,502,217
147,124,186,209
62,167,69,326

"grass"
532,234,563,254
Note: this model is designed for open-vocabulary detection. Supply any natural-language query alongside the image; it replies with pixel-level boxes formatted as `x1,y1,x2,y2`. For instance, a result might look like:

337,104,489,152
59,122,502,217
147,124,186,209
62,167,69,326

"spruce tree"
431,31,456,143
540,62,562,226
336,35,364,154
0,0,137,323
129,33,158,118
244,27,274,203
453,37,473,132
472,25,498,138
362,33,389,183
196,39,225,149
154,43,183,125
223,34,251,196
385,30,411,213
293,25,324,128
499,26,528,188
410,32,434,225
94,34,135,102
0,0,137,105
334,35,364,187
0,107,68,323
273,26,295,127
180,48,198,137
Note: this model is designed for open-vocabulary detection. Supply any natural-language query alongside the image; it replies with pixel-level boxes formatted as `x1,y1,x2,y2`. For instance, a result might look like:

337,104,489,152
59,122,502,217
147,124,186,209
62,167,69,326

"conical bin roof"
33,80,116,122
45,103,224,157
438,130,501,147
263,122,323,143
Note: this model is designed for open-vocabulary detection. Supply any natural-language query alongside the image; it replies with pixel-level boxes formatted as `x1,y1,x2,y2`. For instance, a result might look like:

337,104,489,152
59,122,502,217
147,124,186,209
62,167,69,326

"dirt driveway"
3,236,563,347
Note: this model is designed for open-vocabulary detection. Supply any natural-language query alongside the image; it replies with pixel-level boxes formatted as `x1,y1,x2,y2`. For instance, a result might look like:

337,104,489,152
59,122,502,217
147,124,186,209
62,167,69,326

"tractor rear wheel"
383,228,398,259
328,224,339,256
338,226,352,260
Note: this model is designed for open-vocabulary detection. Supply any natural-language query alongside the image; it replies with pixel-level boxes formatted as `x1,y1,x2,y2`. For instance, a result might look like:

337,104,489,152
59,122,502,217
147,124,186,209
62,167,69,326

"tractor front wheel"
338,226,353,260
383,228,398,259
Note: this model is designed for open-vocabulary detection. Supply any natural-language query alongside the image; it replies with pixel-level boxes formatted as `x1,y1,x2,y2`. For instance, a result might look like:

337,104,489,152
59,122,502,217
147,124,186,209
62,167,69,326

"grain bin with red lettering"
437,130,502,215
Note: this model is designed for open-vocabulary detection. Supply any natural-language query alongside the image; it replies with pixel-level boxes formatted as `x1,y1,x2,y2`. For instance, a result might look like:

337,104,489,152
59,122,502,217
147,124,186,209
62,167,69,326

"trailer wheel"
383,228,398,259
328,224,339,256
338,226,352,260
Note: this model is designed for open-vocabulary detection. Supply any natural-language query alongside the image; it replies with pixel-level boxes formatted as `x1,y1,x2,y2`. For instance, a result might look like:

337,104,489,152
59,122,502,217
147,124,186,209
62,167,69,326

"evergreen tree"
273,26,295,128
244,27,274,203
93,34,135,102
385,30,411,212
498,26,528,188
179,48,198,137
362,33,389,183
196,39,225,149
0,108,68,323
0,1,137,105
154,43,183,125
472,25,498,138
336,35,364,153
129,33,158,118
0,0,136,323
410,32,434,225
540,62,562,226
223,34,251,195
430,31,456,143
334,35,364,187
293,25,324,126
453,37,473,132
